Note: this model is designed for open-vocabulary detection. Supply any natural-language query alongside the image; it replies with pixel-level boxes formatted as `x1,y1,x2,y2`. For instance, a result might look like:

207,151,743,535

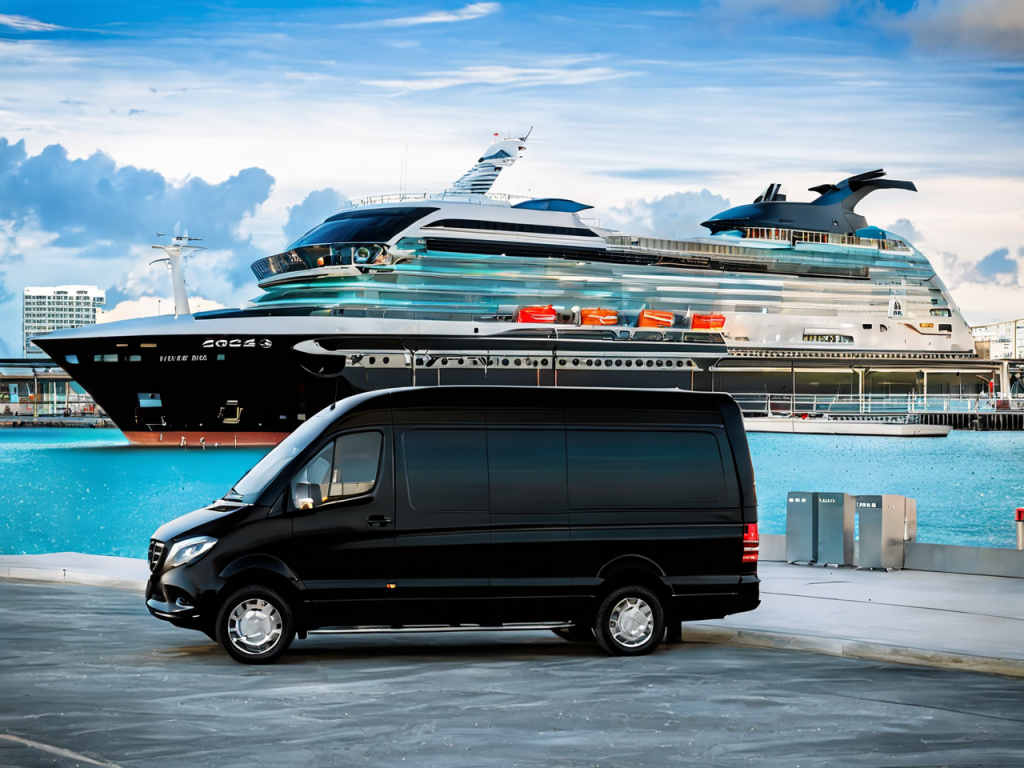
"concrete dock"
1,556,1023,766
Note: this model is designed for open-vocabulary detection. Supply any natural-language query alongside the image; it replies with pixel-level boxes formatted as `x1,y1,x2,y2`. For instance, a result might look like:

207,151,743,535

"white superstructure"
22,286,105,358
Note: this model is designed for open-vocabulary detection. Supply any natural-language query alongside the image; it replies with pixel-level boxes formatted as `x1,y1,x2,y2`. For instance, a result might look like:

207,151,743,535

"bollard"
1017,508,1024,551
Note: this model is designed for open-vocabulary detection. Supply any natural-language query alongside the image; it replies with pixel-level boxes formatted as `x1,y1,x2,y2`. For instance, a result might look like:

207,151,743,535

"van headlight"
166,536,218,568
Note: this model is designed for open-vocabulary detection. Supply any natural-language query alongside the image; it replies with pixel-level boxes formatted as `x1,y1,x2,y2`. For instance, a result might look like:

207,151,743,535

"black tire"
551,625,596,643
594,585,665,657
664,617,683,645
216,585,295,665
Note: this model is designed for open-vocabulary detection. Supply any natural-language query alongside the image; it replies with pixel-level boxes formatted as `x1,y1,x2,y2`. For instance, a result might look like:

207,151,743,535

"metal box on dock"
816,493,855,566
856,495,917,569
786,492,817,563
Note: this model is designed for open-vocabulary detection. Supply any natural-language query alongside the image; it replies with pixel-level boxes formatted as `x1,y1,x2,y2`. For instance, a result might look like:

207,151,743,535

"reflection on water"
0,428,1021,558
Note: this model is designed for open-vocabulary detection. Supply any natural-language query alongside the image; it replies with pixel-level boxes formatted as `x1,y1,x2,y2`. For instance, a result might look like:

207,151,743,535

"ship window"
939,323,952,332
423,218,599,238
64,355,79,365
138,393,162,408
287,207,437,249
93,354,118,363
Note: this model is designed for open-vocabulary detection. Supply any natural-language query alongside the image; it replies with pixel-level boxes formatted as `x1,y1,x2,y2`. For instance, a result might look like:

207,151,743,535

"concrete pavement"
2,580,1024,768
685,561,1024,677
2,554,1022,676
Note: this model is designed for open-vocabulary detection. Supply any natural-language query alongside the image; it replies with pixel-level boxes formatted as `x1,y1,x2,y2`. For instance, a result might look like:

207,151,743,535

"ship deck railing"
732,392,1024,417
338,191,533,209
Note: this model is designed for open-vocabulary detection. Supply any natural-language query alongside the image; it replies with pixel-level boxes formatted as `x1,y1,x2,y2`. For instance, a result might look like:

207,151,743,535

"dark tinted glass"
404,429,489,511
566,430,727,509
287,207,436,248
487,429,567,512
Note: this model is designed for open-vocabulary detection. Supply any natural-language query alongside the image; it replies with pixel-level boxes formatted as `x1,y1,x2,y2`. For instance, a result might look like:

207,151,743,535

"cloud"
0,137,276,354
602,168,721,181
604,189,732,241
709,0,841,18
937,245,1022,288
885,218,923,244
283,188,348,248
365,62,630,92
896,0,1024,58
348,2,500,28
0,14,65,32
97,296,226,324
970,246,1020,285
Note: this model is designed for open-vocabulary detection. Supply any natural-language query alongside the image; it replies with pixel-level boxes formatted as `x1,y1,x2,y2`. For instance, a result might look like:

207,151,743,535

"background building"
971,317,1024,360
22,286,106,358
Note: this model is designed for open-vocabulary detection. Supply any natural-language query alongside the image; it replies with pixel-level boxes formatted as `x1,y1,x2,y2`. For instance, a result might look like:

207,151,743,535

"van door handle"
365,515,392,527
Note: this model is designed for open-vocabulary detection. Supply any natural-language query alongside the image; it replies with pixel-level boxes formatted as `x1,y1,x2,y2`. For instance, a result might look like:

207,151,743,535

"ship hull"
36,322,727,446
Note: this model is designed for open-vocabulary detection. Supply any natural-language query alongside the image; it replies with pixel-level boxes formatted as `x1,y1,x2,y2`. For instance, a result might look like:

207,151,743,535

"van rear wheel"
216,585,294,664
594,586,664,657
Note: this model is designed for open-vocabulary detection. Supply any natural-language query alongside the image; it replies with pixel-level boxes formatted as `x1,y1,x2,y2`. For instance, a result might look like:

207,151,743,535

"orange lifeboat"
637,309,674,328
691,313,726,331
580,308,619,326
516,305,557,323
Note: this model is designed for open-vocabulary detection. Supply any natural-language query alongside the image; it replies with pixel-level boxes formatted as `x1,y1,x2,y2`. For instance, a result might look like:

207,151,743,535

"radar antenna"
150,229,206,318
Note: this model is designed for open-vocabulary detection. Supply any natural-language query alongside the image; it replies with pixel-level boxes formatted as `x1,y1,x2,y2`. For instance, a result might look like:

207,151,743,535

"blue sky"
0,0,1022,354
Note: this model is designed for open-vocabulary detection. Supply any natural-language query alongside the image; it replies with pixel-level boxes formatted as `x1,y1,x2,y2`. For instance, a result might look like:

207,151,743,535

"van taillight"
742,523,759,563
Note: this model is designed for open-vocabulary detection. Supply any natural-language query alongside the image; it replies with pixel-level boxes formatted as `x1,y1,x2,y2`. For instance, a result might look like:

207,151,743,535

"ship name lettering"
202,339,258,349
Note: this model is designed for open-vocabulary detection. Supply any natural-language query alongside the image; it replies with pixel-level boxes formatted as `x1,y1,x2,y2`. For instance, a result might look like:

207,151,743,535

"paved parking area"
2,581,1023,767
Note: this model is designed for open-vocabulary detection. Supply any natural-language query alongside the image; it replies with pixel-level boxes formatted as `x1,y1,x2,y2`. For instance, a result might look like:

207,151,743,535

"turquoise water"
0,429,1021,558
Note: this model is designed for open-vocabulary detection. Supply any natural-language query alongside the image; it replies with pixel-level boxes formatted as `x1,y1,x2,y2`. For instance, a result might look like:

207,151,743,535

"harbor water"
0,429,1021,559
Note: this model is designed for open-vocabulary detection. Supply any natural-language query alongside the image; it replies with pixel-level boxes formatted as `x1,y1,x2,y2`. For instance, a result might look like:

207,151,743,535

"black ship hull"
36,326,725,446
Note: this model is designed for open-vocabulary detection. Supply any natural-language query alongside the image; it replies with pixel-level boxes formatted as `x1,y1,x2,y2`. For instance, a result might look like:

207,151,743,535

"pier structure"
712,350,1024,430
0,358,101,420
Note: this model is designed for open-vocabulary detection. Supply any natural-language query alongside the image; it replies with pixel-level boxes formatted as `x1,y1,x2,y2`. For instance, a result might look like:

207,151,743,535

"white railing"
731,392,1024,417
741,227,911,251
340,191,533,209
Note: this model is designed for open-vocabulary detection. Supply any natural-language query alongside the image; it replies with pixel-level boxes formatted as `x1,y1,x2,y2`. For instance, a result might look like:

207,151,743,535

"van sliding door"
392,420,490,626
486,412,572,624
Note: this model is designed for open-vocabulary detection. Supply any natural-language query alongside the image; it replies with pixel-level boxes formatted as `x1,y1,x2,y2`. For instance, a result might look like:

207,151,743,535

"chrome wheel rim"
608,596,654,648
227,598,283,655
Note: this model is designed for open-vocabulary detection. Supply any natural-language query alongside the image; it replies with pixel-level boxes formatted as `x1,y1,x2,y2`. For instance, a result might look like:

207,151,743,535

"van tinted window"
487,429,567,512
404,429,488,511
566,430,727,509
291,431,383,508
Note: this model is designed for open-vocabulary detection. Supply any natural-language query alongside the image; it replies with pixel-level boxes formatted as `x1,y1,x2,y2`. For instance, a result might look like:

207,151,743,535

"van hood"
152,501,252,543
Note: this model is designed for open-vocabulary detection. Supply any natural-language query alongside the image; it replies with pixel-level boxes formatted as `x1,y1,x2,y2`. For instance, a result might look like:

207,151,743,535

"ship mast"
151,232,205,317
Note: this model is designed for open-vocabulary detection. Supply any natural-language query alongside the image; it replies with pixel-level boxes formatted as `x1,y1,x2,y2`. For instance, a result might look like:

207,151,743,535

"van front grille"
148,539,165,572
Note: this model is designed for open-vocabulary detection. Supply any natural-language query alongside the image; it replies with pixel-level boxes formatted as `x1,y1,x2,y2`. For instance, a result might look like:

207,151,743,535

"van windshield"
226,408,337,503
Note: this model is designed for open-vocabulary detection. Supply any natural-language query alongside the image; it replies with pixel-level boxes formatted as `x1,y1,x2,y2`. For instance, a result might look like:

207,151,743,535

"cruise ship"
35,134,979,445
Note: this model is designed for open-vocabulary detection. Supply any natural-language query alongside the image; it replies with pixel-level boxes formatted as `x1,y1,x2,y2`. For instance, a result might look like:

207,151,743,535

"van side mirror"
297,498,314,511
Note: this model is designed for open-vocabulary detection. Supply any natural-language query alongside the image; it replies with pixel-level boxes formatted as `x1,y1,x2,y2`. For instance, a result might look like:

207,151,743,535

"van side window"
487,429,567,512
404,429,488,511
566,430,727,509
291,431,383,509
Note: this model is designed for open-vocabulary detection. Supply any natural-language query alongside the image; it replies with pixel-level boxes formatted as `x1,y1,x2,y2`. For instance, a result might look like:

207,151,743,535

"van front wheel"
216,586,294,664
595,586,664,657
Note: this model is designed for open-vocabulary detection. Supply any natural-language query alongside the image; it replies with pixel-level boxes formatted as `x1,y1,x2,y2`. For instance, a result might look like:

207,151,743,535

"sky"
1,0,1023,355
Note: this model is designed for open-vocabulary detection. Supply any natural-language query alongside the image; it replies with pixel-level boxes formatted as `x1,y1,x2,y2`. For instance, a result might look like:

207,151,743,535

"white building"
23,286,106,358
971,317,1024,360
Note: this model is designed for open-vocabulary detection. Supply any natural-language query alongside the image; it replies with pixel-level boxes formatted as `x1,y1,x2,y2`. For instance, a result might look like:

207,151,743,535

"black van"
146,386,760,663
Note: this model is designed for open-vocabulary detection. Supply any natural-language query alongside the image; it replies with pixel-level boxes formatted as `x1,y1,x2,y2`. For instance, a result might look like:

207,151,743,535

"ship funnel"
150,232,205,318
447,132,529,196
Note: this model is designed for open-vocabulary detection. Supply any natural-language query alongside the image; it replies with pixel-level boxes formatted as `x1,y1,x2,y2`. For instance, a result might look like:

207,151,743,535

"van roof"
341,385,736,416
